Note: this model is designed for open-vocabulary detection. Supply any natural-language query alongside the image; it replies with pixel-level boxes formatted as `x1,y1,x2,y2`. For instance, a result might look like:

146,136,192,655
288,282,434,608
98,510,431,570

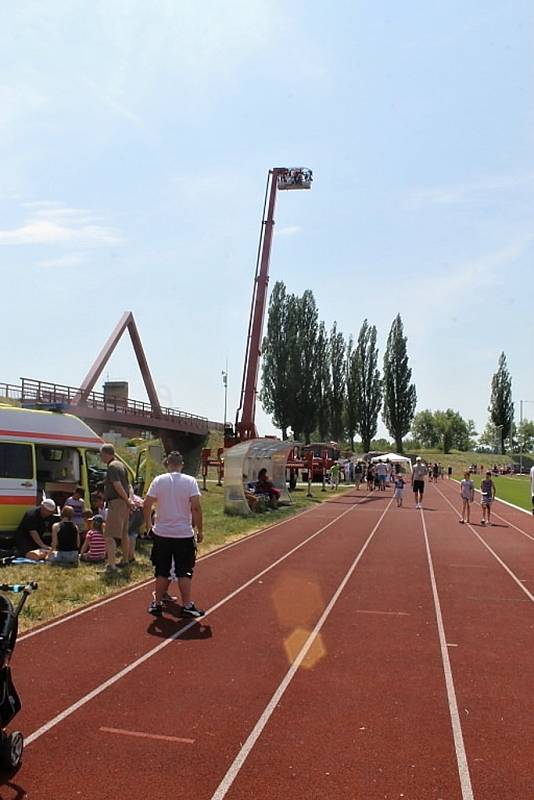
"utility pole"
519,399,523,473
222,361,228,428
519,400,534,474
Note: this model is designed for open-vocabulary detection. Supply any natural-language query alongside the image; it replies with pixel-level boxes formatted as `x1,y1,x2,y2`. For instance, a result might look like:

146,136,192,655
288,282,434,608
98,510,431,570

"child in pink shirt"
80,515,107,563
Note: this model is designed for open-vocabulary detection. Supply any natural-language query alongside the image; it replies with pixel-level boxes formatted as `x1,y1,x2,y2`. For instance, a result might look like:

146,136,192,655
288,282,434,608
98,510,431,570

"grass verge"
4,484,333,632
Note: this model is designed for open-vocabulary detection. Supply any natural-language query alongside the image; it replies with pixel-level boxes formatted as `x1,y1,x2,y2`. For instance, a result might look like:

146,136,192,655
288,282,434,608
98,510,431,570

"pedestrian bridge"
0,311,222,473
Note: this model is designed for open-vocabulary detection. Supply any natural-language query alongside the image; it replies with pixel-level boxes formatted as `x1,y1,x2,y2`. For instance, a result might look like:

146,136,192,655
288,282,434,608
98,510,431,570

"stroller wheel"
1,731,23,769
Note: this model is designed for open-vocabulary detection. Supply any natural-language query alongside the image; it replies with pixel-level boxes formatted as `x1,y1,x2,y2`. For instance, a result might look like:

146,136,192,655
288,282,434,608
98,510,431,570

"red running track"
2,480,534,799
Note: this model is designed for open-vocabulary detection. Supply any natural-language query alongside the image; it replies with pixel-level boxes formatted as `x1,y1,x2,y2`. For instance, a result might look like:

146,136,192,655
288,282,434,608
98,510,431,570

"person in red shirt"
255,468,281,509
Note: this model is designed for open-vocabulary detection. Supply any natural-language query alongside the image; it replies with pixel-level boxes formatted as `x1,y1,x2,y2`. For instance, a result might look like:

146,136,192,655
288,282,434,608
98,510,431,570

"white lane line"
210,501,393,800
19,497,339,643
435,487,534,604
25,495,368,747
488,511,534,543
355,609,410,616
419,509,474,800
100,727,194,744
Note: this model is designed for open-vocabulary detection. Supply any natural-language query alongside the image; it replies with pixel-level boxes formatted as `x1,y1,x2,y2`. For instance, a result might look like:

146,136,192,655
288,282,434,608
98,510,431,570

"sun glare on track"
271,573,325,629
283,627,326,670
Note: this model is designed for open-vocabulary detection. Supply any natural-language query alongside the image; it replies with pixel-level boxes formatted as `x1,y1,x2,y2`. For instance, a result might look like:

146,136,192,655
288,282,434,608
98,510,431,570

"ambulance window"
41,448,64,462
0,443,33,479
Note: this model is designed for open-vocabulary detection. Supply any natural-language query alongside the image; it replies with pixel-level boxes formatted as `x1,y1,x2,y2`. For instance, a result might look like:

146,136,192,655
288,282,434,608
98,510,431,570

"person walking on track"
480,471,496,526
100,444,132,574
412,456,428,509
530,463,534,516
330,462,341,491
393,474,405,507
458,471,475,524
143,451,205,619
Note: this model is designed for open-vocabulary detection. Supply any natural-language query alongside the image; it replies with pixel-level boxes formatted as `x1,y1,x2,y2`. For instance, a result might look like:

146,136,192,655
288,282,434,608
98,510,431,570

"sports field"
9,479,534,799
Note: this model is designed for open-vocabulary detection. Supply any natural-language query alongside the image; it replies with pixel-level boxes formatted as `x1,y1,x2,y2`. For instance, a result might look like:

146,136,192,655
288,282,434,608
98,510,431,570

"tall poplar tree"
382,314,417,453
350,320,382,453
289,290,320,443
345,336,358,450
260,281,293,439
329,322,346,442
489,352,514,454
316,322,331,441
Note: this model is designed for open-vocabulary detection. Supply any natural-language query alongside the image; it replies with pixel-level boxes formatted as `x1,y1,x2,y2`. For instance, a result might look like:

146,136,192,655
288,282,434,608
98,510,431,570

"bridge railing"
15,378,208,426
0,383,23,402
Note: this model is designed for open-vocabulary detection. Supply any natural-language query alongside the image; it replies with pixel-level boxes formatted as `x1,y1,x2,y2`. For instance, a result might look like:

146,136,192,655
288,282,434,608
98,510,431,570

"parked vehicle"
299,442,340,482
0,405,133,545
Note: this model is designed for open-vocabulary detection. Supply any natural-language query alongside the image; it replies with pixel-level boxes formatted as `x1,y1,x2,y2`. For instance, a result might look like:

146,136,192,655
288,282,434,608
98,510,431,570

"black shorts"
413,480,425,495
151,535,196,579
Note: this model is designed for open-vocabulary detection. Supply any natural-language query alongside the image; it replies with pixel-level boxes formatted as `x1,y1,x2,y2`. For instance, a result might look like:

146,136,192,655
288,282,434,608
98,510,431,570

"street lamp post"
495,425,504,455
222,362,228,428
519,400,534,474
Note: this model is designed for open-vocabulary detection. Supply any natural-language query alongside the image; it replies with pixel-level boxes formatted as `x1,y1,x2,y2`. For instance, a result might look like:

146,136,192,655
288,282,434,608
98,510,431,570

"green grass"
2,484,332,632
469,474,532,512
408,449,517,478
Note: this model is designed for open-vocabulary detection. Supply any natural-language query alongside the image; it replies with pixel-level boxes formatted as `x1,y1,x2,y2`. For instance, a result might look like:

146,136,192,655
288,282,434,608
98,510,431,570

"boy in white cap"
411,457,428,509
15,499,56,560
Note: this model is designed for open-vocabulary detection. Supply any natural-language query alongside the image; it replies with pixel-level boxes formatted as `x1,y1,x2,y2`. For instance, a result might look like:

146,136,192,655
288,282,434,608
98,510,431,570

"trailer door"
0,442,36,531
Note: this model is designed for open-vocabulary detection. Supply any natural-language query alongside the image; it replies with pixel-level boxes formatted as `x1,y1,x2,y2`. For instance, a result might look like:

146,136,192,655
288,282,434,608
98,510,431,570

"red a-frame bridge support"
72,311,208,473
76,311,162,418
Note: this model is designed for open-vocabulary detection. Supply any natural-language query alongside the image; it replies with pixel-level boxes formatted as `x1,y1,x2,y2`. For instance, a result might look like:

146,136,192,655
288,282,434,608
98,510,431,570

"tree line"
410,352,518,454
261,284,528,456
260,282,417,452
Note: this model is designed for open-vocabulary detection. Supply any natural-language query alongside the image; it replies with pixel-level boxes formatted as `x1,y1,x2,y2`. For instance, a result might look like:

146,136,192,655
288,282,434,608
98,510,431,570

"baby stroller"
0,581,38,769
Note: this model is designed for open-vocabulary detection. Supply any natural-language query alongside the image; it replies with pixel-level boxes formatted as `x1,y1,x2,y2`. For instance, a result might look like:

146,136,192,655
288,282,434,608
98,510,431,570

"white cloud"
406,236,532,312
0,205,122,246
38,252,89,268
405,172,534,210
0,1,282,135
276,225,302,237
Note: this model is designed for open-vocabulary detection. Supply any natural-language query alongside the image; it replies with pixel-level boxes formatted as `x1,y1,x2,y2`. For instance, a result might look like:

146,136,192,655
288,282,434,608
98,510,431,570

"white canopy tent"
370,452,412,473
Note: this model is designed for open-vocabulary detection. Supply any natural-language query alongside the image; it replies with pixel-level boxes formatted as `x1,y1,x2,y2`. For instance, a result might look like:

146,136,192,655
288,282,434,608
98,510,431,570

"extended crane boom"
227,167,312,446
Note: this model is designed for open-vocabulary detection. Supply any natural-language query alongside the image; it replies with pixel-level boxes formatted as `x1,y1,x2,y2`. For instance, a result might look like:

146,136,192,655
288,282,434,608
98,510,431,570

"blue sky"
1,1,533,438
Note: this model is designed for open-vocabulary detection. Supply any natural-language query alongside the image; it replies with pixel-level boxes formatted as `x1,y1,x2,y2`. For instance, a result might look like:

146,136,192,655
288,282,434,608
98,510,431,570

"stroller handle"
0,582,38,594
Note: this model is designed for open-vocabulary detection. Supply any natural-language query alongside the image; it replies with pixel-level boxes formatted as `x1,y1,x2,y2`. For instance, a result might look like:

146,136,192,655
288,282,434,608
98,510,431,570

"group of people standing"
14,444,141,568
14,444,206,620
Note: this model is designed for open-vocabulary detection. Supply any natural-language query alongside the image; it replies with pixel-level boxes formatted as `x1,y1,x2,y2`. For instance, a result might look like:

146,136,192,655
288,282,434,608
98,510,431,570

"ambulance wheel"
1,731,23,769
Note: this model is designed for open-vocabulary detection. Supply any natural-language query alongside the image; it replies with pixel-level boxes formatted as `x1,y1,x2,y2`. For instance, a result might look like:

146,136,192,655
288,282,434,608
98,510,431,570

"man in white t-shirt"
375,461,387,491
143,451,204,618
531,464,534,516
412,456,428,509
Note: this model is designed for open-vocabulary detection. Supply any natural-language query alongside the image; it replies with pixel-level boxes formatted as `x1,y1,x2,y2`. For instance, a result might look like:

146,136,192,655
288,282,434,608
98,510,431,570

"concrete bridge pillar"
160,431,208,477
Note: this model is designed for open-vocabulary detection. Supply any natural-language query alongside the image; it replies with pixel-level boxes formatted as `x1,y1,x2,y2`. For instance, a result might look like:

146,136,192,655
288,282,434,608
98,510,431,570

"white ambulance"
0,405,108,540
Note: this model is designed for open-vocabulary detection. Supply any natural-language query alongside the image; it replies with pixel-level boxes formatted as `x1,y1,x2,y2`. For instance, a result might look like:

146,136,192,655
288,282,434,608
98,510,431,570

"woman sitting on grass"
47,505,80,566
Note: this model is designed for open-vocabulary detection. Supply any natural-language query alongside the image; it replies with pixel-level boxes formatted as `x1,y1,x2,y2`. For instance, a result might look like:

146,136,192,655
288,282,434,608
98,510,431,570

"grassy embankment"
408,450,512,476
3,484,331,632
